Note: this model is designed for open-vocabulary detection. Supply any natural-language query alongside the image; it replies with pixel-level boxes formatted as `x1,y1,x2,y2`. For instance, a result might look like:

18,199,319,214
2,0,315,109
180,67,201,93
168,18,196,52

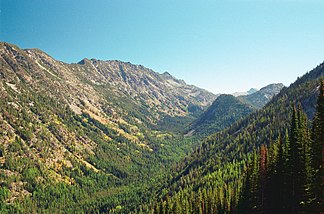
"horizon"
1,0,323,94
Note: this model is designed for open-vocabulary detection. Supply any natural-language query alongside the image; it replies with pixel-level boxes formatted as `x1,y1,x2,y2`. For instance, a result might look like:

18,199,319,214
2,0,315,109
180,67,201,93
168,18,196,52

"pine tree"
288,104,311,212
310,80,324,212
287,105,299,213
259,144,267,213
296,103,311,211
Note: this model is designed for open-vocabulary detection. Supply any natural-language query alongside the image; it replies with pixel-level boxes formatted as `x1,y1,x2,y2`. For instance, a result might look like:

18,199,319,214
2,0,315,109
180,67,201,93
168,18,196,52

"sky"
1,0,324,94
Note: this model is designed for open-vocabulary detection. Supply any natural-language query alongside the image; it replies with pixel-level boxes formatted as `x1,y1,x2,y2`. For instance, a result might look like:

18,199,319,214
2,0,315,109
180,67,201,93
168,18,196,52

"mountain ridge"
147,61,324,213
0,42,217,210
238,83,285,109
188,83,284,136
187,94,254,136
232,88,258,97
1,42,216,128
1,41,323,213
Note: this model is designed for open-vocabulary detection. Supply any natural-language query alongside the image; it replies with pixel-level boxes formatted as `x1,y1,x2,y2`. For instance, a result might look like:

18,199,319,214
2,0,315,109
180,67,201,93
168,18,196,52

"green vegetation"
0,84,196,213
0,42,323,213
239,94,323,213
189,94,254,136
135,67,323,213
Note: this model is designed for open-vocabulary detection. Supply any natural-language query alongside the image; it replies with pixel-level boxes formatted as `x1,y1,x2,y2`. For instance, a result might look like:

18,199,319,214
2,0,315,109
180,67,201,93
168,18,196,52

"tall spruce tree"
310,80,324,213
288,105,299,213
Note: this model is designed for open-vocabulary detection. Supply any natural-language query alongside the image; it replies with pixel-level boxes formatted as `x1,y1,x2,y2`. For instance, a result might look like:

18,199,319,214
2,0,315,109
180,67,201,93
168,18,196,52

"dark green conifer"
310,80,324,212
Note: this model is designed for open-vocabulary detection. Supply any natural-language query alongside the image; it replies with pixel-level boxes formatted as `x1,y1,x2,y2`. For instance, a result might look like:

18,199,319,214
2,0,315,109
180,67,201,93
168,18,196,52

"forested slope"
141,62,324,213
0,41,322,213
0,42,213,212
189,83,284,137
188,94,254,136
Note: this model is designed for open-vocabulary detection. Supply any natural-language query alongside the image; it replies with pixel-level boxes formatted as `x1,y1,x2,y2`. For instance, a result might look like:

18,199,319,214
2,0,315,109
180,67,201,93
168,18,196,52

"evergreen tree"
259,144,267,213
310,80,324,212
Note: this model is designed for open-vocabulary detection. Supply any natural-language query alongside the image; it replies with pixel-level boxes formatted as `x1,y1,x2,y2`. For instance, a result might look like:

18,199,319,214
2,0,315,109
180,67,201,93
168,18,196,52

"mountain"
247,88,258,95
146,62,324,213
76,58,216,120
238,83,285,109
187,94,254,136
0,42,215,132
1,41,323,213
0,42,215,212
232,88,258,97
188,83,283,136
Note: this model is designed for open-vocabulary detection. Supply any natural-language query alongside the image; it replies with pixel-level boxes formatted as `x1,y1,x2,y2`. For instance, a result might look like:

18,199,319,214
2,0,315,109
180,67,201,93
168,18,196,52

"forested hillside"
188,94,254,136
239,89,323,213
140,63,324,213
0,42,213,213
189,84,284,137
0,41,323,213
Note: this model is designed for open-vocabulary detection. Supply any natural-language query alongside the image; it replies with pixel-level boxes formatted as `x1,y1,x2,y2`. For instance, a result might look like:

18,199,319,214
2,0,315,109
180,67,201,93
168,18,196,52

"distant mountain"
149,62,324,214
188,83,284,136
247,88,258,94
238,83,285,109
187,94,254,136
232,88,258,97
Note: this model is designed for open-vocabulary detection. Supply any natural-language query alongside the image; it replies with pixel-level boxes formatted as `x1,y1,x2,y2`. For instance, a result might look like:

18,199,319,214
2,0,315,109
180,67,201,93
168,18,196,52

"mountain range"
188,83,284,136
0,42,323,213
232,88,258,97
0,42,217,211
238,83,285,109
148,63,323,213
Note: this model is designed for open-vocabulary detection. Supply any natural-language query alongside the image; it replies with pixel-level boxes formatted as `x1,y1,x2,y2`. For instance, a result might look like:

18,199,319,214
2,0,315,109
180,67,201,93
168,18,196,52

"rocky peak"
238,83,285,109
259,83,285,95
247,88,258,95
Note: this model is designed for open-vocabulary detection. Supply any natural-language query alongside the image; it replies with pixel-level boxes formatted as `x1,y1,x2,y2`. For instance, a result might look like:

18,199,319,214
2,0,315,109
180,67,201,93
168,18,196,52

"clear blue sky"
1,0,324,94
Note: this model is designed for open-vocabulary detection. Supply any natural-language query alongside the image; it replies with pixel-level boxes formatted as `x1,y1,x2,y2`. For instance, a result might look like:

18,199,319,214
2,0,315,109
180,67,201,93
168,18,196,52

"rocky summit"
238,83,285,109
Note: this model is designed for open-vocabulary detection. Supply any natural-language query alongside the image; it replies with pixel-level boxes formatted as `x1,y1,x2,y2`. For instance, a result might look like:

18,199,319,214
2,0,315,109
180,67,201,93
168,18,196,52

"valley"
0,42,323,213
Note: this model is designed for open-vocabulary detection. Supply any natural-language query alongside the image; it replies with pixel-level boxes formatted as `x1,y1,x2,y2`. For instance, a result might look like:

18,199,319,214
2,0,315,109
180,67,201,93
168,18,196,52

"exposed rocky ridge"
74,58,215,117
0,42,216,203
1,42,216,129
232,88,258,97
238,83,285,109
